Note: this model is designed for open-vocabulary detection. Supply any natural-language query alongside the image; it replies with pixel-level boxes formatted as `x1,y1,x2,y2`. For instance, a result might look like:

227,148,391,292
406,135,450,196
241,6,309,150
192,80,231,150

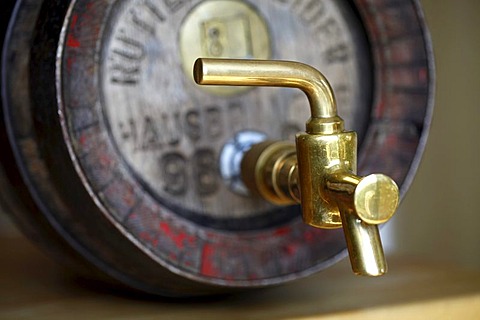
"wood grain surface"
1,235,480,319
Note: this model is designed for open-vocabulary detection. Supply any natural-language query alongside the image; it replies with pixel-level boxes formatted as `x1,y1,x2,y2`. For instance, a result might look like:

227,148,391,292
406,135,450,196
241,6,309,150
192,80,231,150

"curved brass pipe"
193,58,399,277
193,58,338,119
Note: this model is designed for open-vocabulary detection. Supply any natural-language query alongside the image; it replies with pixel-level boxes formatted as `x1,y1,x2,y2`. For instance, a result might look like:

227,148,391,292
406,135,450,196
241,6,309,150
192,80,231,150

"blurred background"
1,0,479,269
383,0,480,268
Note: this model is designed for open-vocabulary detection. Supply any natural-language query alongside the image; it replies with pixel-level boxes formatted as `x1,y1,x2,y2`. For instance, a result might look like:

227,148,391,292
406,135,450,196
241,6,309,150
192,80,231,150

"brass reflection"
194,58,399,276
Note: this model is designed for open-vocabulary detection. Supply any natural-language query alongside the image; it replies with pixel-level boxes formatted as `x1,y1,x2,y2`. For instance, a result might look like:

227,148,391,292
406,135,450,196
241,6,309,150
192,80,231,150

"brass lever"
194,58,399,276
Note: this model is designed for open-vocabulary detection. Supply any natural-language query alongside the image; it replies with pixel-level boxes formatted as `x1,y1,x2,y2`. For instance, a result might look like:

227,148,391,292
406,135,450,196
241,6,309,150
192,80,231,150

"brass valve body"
241,133,399,276
194,58,400,276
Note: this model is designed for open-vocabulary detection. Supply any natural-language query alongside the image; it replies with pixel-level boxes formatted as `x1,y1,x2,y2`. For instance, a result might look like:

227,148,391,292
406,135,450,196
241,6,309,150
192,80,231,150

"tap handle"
327,172,399,225
327,172,399,276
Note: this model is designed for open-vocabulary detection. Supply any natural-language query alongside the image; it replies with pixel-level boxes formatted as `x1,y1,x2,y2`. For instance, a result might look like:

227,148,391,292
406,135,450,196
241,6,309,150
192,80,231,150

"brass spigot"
193,58,400,276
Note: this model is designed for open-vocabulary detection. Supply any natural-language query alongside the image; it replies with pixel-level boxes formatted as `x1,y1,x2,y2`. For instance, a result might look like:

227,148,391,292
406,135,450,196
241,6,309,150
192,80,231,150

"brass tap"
193,58,399,276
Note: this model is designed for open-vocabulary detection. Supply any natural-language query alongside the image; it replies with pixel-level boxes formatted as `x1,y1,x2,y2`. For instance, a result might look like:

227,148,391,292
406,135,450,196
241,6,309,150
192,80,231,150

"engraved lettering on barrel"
275,1,349,64
130,9,155,35
141,116,160,150
160,149,220,197
193,149,219,196
110,63,140,85
185,110,201,142
316,18,350,64
119,113,182,151
129,1,166,36
324,43,349,63
119,105,233,151
161,153,187,196
109,35,146,85
275,0,326,26
144,0,167,23
299,0,326,24
119,118,138,146
163,112,182,146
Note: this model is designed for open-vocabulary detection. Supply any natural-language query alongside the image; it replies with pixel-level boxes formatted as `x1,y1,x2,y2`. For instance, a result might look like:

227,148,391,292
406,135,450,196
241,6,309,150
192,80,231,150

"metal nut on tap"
193,58,400,276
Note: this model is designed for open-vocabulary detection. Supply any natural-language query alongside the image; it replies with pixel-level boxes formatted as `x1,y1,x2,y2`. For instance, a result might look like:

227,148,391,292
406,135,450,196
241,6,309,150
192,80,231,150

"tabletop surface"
1,235,480,320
